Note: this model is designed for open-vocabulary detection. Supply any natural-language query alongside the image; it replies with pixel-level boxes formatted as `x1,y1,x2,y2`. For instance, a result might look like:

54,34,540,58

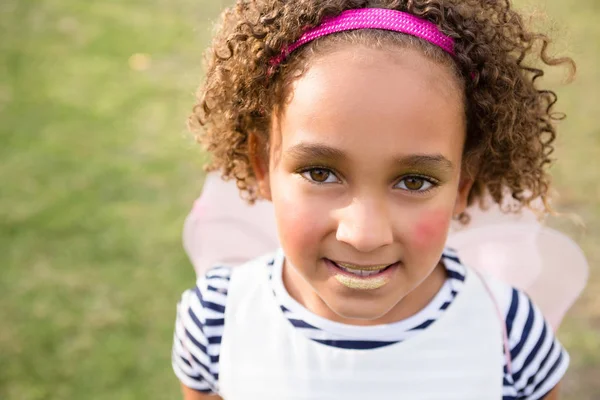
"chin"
323,294,399,323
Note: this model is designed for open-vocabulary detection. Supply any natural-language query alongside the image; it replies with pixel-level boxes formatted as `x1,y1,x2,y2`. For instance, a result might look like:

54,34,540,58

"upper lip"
330,260,396,271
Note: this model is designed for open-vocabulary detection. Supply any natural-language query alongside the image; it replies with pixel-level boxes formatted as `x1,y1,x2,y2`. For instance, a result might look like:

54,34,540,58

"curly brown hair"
189,0,575,218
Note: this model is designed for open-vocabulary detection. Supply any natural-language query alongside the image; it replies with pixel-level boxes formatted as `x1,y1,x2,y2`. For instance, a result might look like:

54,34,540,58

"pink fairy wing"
447,223,544,291
183,173,278,275
448,204,589,331
525,228,589,330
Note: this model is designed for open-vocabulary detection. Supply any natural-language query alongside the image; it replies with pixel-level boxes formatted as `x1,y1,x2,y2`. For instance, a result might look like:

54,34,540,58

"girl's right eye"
300,168,340,184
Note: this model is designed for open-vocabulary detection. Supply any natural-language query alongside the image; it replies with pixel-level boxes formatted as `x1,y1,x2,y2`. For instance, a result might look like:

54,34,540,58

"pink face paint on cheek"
275,191,328,254
411,209,452,250
278,207,314,249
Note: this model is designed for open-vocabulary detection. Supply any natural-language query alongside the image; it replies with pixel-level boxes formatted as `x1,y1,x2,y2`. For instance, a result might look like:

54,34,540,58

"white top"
220,252,505,399
172,249,569,399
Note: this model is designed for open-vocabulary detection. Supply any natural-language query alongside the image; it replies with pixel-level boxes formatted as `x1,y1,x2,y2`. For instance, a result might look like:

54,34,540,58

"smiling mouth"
334,261,393,277
326,259,397,290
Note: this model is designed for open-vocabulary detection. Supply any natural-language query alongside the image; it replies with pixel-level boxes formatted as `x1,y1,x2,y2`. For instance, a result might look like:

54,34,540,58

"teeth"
337,265,385,277
337,262,390,271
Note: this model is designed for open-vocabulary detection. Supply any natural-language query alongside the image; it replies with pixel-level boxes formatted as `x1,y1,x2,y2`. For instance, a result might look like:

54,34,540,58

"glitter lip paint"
325,259,398,290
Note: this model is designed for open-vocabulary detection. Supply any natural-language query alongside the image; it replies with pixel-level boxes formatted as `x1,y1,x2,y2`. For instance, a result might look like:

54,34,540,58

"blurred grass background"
0,0,598,399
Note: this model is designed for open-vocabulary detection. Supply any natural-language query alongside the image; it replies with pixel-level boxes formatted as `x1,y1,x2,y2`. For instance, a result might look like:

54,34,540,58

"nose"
335,197,394,253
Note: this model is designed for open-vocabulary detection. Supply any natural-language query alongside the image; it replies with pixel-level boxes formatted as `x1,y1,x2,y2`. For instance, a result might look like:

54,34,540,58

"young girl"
172,1,576,399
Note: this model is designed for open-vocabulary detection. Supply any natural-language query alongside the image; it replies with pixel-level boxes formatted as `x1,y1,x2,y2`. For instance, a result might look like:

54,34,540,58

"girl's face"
256,45,472,324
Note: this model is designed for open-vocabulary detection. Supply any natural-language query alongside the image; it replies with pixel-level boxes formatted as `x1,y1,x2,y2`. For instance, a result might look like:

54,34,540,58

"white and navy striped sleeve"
171,266,231,394
503,287,570,400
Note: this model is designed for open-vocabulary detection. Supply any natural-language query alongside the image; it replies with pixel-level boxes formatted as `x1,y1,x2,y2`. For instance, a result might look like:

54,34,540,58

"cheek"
410,208,452,251
272,178,330,255
276,203,315,249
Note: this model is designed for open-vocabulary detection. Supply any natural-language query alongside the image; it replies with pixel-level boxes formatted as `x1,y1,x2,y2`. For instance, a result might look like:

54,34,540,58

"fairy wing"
447,203,589,331
184,172,588,330
183,173,278,274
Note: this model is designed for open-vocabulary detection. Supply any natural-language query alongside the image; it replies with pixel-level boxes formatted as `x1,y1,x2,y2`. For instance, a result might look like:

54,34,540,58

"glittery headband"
269,8,455,69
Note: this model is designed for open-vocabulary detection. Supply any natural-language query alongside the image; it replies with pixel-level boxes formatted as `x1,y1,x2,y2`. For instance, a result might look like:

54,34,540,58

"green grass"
1,0,599,399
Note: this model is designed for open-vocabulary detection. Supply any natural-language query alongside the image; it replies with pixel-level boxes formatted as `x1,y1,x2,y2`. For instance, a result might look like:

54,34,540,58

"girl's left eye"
395,176,435,192
300,168,340,184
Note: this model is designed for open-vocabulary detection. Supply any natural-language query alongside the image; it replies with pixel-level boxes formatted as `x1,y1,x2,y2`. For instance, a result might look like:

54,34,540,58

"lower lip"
325,259,398,290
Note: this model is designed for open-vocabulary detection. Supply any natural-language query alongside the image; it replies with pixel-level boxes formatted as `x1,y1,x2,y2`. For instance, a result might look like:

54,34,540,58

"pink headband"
269,8,456,69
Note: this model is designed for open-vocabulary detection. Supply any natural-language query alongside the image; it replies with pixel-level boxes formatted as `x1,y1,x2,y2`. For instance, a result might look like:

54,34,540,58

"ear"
453,170,474,216
248,133,272,201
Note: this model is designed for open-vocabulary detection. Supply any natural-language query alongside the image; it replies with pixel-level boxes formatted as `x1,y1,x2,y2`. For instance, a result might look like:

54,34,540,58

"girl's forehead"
290,45,463,106
276,46,466,161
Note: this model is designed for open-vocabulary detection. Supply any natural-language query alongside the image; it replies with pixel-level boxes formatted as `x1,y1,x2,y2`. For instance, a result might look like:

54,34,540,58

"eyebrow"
397,154,454,172
286,142,454,171
286,142,346,161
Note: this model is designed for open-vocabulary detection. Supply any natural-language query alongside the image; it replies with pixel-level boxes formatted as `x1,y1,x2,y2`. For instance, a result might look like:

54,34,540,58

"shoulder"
175,265,233,337
172,254,278,392
476,275,548,350
182,251,277,319
444,249,569,399
472,274,569,399
180,265,233,321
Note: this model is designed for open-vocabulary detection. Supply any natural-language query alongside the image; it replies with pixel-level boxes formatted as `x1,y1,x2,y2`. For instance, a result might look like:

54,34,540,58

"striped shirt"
172,249,568,399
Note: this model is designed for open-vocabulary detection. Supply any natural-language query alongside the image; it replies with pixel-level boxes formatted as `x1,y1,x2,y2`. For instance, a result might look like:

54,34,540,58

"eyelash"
298,166,342,185
394,174,439,195
297,167,440,193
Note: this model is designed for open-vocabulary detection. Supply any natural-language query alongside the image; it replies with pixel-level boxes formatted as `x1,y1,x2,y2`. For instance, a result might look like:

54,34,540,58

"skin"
181,44,562,399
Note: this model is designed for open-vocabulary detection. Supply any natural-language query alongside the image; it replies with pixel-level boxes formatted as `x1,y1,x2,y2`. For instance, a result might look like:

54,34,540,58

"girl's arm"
544,383,561,400
181,384,223,400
